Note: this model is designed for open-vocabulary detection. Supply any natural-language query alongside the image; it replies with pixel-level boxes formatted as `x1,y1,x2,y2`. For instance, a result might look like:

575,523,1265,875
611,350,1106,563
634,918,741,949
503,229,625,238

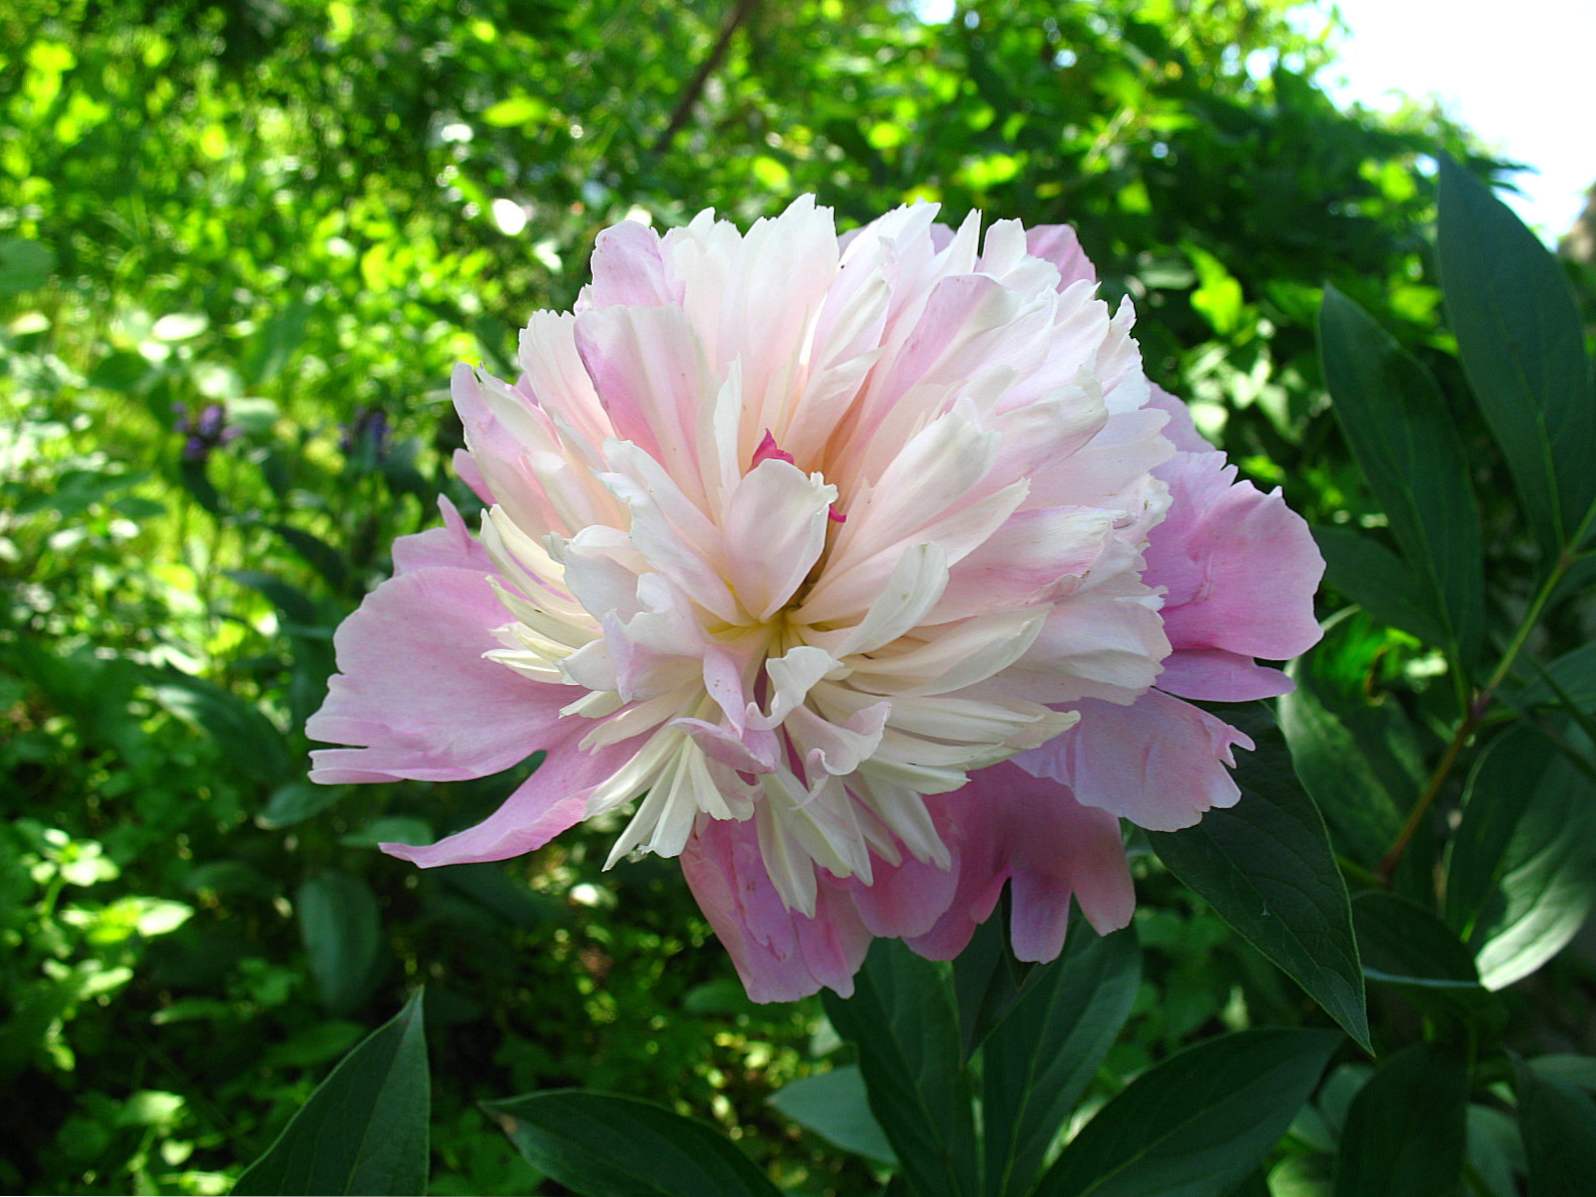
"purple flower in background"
340,406,392,461
173,402,241,462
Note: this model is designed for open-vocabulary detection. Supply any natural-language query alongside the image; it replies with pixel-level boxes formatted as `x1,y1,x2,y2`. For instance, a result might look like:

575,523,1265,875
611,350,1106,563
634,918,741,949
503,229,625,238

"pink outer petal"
842,851,960,941
307,565,572,783
391,496,491,575
1143,385,1324,665
1016,692,1253,832
452,448,493,504
680,816,872,1003
381,733,643,867
1156,648,1294,702
584,220,680,309
1145,384,1211,453
905,762,1133,962
1147,450,1324,663
1025,225,1097,291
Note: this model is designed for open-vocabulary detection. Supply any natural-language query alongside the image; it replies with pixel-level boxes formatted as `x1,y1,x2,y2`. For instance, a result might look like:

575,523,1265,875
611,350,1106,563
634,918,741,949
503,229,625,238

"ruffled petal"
680,815,871,1003
1148,450,1324,664
584,219,680,309
905,762,1132,961
381,734,642,867
1144,385,1324,664
1016,691,1252,831
1025,224,1097,291
307,566,571,782
391,496,491,575
1155,648,1293,702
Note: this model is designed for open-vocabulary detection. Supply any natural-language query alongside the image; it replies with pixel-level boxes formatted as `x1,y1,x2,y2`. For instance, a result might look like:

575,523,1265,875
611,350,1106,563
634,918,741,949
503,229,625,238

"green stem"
1378,501,1596,882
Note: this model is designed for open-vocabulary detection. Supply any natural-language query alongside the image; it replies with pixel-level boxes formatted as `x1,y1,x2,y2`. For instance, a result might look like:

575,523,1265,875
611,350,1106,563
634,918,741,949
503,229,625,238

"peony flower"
307,197,1322,1001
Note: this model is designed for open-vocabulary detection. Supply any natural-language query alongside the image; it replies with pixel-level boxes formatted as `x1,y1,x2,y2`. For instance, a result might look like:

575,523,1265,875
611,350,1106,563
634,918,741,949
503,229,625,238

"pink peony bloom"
307,197,1322,1001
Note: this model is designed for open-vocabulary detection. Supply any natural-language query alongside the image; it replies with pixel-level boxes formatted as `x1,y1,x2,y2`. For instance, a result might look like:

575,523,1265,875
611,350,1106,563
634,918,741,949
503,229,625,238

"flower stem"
1377,503,1596,882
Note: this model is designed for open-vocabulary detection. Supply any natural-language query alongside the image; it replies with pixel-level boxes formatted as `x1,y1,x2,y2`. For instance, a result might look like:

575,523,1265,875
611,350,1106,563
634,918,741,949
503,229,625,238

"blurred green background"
3,1,1592,1194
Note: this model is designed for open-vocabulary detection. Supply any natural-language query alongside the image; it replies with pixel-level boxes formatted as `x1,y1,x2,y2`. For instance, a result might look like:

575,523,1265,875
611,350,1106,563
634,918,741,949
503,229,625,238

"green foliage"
1035,1028,1341,1197
485,1090,781,1197
822,942,979,1197
980,925,1140,1197
1150,711,1370,1053
1438,157,1596,558
1332,1044,1466,1197
3,0,1594,1193
233,990,430,1196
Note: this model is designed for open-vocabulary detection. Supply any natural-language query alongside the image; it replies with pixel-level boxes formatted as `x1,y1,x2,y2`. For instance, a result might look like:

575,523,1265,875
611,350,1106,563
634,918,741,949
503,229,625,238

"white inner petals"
469,197,1173,915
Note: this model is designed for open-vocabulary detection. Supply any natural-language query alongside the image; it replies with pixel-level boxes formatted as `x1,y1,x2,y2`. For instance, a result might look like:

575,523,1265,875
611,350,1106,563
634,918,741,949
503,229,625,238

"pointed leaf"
983,924,1140,1197
769,1065,896,1166
1437,157,1595,555
1514,1058,1596,1197
1352,891,1485,1017
1150,712,1370,1052
952,908,1025,1057
484,1090,779,1197
823,939,979,1197
1446,723,1596,989
233,990,428,1196
1318,285,1484,668
1311,525,1446,646
1333,1043,1467,1197
298,873,383,1016
1035,1028,1341,1197
1279,615,1419,864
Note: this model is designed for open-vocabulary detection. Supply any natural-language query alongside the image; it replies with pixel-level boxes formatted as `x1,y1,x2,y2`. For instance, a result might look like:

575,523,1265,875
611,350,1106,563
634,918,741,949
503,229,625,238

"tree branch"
652,0,759,156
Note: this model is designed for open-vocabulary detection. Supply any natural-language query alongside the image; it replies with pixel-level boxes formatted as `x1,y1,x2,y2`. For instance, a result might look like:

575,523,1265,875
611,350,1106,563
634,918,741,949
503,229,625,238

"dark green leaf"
1036,1028,1341,1197
1466,1104,1526,1197
769,1065,896,1166
983,924,1140,1197
1529,1055,1596,1093
226,569,321,626
297,872,383,1016
1508,643,1596,716
1311,525,1446,646
233,989,428,1196
1150,712,1370,1052
823,939,979,1197
0,237,56,293
1333,1043,1466,1197
272,523,351,592
1318,285,1484,668
952,908,1025,1057
258,779,348,830
1437,157,1595,556
1446,724,1596,989
142,667,291,784
1352,892,1485,1017
1279,615,1417,864
1515,1058,1596,1197
484,1090,780,1197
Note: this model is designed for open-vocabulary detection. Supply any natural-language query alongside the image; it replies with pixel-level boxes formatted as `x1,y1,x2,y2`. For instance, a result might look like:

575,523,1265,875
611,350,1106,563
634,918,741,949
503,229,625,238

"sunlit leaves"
0,237,55,293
